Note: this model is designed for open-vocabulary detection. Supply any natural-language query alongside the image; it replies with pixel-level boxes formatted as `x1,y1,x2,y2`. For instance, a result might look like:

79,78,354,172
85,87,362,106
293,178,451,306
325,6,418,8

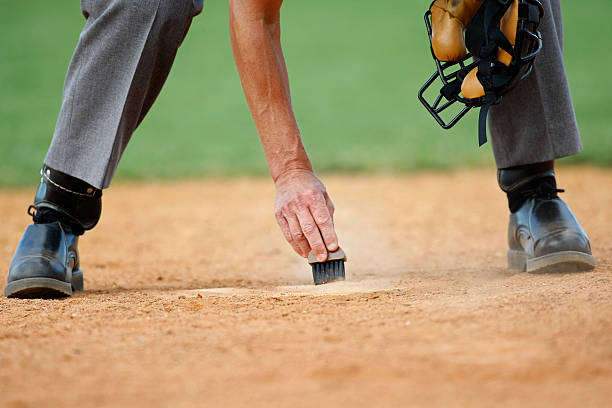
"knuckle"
295,199,308,210
291,230,304,240
314,212,331,225
302,223,316,234
289,201,303,212
281,206,293,217
300,189,318,200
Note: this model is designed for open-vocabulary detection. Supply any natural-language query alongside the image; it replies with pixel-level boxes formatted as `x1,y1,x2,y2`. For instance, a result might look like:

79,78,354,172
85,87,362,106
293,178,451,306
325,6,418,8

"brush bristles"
312,260,345,285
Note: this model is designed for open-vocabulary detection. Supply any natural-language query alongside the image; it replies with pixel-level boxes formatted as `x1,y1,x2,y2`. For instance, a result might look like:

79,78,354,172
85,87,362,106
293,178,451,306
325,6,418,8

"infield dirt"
1,167,611,407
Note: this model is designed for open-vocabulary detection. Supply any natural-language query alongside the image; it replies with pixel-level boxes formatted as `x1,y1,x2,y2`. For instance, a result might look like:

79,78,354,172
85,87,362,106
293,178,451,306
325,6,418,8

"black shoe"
5,222,83,298
499,163,595,273
507,196,596,273
4,165,101,298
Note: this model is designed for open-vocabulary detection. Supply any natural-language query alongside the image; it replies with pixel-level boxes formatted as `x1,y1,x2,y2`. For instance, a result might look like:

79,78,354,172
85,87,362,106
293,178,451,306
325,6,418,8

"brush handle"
307,247,347,264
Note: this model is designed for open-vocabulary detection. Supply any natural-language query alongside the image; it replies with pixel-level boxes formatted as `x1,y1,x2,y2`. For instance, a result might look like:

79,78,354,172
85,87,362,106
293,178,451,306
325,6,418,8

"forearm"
229,0,312,181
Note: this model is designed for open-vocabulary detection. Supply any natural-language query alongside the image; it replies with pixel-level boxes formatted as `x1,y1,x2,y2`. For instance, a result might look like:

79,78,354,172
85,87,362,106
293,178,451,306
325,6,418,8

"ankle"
29,165,102,235
498,161,561,213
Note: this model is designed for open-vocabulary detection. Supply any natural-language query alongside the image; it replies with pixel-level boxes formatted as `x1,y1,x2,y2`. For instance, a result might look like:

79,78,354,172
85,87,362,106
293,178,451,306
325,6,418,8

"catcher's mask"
418,0,544,146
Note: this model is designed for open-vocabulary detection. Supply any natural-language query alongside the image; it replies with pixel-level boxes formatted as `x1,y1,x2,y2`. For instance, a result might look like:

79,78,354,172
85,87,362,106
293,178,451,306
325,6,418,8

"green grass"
1,0,611,187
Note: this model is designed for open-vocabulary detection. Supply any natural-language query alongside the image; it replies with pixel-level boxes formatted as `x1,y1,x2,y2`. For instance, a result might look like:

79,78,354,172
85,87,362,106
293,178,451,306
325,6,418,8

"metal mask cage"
418,0,544,130
418,9,480,129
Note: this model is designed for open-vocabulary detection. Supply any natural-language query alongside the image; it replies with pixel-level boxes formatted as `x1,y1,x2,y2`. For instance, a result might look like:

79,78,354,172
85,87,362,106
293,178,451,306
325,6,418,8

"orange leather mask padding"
498,0,518,66
461,67,485,99
430,0,484,62
460,0,519,99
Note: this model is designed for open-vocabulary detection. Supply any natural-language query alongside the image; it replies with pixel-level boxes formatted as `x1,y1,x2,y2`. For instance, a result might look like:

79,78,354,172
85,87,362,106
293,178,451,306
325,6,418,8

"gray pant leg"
488,0,582,169
45,0,202,189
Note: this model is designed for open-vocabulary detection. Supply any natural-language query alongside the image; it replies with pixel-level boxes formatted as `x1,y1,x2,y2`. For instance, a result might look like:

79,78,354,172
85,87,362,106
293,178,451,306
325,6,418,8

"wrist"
271,160,313,184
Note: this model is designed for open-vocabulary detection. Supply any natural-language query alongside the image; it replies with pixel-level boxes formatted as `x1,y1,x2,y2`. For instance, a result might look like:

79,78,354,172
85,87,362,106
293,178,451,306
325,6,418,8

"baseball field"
1,0,612,407
1,168,611,407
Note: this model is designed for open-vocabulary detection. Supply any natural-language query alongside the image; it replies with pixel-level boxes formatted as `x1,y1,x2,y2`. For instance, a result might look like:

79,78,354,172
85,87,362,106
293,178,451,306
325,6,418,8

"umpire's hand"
274,169,338,262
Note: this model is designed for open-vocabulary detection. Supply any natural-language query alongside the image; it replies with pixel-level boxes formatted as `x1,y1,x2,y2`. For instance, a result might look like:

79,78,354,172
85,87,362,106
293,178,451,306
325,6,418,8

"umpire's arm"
229,0,338,261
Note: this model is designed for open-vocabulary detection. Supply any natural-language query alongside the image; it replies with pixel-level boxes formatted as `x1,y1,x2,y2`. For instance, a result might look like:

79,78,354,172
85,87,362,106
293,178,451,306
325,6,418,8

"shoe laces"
521,179,565,201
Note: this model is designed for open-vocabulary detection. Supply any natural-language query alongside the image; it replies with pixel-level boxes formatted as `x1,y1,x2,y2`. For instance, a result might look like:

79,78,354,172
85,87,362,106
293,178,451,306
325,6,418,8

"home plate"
182,279,398,297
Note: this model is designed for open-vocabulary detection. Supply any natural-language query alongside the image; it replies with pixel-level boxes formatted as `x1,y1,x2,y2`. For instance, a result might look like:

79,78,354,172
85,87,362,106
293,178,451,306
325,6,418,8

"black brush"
308,247,347,285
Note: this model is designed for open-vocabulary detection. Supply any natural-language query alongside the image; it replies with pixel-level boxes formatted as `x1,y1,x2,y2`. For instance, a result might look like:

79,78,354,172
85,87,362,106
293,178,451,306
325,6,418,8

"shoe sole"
4,270,83,299
508,250,596,273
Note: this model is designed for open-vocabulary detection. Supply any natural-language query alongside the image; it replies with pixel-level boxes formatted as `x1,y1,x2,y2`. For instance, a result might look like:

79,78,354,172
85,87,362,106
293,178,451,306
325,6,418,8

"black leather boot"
499,162,595,273
5,166,101,298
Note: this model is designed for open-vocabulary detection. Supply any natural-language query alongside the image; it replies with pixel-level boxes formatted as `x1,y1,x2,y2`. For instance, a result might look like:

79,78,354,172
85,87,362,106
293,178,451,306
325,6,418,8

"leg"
489,0,594,273
5,0,200,298
488,0,582,168
46,0,200,189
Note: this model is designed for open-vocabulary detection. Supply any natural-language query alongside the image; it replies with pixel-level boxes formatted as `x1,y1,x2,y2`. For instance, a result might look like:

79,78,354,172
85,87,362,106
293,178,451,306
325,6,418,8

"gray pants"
45,0,581,189
488,0,582,168
45,0,202,189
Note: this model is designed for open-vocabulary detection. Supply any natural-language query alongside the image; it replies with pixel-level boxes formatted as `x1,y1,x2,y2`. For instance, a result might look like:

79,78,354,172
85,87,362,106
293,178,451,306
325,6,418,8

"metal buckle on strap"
41,169,96,198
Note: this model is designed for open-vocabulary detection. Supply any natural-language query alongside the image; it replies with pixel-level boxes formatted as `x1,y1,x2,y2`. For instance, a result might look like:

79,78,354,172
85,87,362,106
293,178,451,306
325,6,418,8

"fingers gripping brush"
308,247,347,285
